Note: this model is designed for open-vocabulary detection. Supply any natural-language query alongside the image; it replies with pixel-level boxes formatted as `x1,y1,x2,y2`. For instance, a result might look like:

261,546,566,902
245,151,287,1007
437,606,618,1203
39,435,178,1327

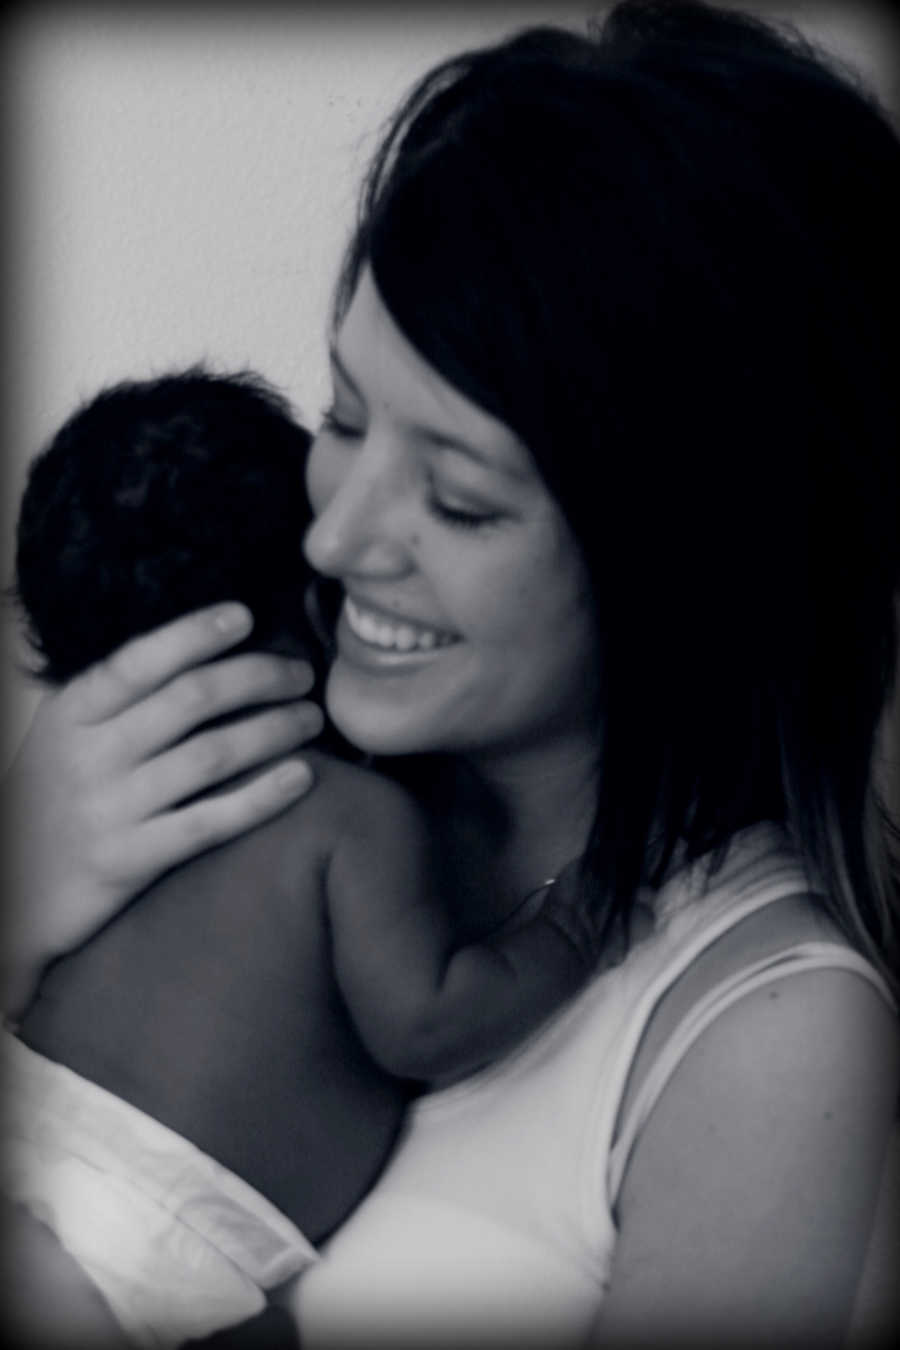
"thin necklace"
493,876,557,935
523,876,558,904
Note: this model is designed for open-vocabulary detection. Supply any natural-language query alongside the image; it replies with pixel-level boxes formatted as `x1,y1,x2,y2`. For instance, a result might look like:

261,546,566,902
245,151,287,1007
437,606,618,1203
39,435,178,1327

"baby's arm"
325,774,595,1083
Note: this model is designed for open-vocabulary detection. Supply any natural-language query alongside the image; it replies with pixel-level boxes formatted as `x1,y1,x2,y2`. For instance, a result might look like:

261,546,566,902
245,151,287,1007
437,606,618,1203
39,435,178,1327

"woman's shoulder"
633,889,898,1123
618,883,896,1157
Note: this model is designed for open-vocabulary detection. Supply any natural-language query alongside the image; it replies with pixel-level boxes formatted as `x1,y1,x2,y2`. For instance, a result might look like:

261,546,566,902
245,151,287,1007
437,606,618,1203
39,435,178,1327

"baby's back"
18,752,411,1240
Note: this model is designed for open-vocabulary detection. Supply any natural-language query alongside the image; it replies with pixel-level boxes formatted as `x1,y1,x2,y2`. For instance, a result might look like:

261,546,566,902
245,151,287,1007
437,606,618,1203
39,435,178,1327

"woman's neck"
393,737,599,939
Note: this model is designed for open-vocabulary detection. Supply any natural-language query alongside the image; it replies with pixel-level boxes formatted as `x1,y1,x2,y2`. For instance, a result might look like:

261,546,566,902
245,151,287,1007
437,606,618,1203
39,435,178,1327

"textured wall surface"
2,1,897,753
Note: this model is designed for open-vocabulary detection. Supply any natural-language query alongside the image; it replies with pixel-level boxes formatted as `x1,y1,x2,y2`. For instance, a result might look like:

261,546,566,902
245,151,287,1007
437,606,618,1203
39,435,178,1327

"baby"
4,367,591,1348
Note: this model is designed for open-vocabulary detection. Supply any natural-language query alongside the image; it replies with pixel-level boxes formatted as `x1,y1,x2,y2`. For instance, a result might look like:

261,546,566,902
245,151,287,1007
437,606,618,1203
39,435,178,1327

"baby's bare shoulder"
248,751,427,856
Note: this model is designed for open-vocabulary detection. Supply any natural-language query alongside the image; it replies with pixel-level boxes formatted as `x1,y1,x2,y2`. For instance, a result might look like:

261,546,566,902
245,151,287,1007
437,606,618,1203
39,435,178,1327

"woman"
4,2,899,1346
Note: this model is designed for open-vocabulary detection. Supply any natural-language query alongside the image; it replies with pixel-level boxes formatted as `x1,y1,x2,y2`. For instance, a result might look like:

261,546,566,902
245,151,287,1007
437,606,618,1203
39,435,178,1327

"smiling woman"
304,271,602,762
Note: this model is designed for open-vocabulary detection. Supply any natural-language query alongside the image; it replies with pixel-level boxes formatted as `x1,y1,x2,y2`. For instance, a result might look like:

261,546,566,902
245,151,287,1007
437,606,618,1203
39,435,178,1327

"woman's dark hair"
335,0,900,984
14,366,318,684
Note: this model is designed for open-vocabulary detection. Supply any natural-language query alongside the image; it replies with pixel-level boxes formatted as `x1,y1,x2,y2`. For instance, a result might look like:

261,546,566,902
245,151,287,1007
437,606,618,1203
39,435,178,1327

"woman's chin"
325,712,434,759
322,645,466,759
323,674,438,759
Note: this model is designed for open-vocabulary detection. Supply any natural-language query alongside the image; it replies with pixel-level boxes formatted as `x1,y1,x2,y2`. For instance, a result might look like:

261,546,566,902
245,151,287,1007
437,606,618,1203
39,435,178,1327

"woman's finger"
127,701,325,817
103,650,317,763
67,604,256,722
111,758,317,883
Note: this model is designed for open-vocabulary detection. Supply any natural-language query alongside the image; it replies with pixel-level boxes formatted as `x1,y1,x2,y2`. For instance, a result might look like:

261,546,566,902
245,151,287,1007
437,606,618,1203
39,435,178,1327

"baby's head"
14,366,323,686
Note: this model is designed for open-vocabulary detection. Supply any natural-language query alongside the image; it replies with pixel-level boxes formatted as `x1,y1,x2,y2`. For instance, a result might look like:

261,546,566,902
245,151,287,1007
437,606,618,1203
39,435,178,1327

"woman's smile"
341,594,461,657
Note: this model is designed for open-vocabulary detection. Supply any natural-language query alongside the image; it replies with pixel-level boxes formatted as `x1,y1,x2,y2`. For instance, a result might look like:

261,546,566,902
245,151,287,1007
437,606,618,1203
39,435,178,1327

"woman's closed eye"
319,407,364,439
425,473,504,532
318,406,505,531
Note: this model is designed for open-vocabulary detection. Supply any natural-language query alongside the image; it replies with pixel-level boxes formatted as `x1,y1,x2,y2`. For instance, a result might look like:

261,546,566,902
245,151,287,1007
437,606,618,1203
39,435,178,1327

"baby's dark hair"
14,366,322,685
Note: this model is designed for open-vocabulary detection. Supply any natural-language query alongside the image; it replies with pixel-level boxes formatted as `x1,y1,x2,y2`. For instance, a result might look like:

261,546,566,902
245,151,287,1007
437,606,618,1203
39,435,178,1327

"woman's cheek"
305,437,343,516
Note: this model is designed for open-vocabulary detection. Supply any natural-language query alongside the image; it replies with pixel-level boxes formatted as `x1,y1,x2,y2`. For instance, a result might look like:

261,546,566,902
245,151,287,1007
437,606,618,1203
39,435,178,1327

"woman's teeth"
345,597,456,653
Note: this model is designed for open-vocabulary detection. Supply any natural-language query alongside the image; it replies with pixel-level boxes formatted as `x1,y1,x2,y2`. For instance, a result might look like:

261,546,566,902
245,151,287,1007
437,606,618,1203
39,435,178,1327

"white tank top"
294,824,894,1348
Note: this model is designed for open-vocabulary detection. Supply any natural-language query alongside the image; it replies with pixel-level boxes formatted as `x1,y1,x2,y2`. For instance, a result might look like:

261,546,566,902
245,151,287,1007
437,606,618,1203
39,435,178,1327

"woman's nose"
303,439,411,580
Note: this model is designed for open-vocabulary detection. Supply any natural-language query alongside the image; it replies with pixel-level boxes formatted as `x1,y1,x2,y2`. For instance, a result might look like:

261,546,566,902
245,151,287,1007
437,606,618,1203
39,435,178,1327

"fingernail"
275,761,312,793
214,604,252,634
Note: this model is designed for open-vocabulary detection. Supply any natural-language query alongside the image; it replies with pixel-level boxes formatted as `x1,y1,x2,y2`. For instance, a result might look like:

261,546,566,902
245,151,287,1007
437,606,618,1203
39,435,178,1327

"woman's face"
304,269,601,762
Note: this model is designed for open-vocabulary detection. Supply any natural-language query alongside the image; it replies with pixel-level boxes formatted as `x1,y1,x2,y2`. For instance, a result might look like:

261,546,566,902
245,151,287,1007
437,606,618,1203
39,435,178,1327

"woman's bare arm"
591,968,899,1348
2,604,321,1015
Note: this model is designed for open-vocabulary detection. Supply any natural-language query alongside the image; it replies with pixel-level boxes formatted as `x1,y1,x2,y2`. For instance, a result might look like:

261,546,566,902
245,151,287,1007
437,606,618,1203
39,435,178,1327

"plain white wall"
2,1,897,758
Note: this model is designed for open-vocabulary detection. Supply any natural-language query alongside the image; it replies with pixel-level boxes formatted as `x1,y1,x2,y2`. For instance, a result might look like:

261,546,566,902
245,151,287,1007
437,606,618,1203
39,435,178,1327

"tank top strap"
607,942,896,1207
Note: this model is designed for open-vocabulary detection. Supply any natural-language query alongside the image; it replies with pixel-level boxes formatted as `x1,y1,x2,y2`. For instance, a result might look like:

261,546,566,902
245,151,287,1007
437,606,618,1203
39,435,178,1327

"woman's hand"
2,604,323,1013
